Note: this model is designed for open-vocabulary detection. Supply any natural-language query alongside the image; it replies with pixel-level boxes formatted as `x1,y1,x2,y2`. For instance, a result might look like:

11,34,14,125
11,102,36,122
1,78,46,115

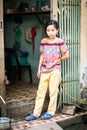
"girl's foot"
25,114,39,121
41,112,54,120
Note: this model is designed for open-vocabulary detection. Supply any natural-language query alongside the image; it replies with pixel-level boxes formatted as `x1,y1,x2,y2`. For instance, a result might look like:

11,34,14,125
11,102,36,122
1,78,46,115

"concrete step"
7,97,49,119
7,99,35,119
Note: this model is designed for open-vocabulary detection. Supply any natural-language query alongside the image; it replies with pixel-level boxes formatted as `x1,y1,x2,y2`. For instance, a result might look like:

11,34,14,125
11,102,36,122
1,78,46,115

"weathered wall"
80,0,87,69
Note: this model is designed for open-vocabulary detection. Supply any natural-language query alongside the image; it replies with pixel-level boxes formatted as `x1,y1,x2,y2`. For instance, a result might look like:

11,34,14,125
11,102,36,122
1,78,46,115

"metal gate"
58,0,80,104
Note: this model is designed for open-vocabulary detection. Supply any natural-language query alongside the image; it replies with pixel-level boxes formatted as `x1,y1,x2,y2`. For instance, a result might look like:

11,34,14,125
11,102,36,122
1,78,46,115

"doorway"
3,0,50,118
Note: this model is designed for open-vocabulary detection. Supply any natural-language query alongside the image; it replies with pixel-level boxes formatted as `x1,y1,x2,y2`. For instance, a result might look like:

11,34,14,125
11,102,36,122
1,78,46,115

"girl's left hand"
55,58,61,63
37,69,41,78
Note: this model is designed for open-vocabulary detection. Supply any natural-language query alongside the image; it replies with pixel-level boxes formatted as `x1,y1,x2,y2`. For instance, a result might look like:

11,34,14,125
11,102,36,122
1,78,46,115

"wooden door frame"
0,0,7,116
50,0,58,20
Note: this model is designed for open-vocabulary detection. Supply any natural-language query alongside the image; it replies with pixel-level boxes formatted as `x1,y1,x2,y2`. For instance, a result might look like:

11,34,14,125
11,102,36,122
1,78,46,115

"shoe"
41,112,54,120
25,114,39,121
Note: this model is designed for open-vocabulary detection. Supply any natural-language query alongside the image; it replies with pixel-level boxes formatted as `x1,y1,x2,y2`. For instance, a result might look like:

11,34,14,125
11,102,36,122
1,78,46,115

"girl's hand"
37,69,41,78
55,58,61,63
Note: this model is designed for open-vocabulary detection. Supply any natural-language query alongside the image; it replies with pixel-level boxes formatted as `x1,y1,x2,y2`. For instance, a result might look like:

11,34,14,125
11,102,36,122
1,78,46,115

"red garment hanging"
31,27,36,53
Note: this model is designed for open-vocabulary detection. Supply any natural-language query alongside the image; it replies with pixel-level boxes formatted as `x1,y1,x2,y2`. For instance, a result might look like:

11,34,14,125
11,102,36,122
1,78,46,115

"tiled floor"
6,82,38,103
11,112,87,130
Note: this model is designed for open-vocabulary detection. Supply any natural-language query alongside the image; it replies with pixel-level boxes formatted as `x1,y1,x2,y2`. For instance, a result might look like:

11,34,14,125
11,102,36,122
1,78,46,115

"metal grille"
58,0,80,103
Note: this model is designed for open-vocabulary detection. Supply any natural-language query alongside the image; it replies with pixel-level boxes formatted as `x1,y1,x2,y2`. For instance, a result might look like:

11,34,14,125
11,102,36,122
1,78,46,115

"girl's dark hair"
45,20,59,31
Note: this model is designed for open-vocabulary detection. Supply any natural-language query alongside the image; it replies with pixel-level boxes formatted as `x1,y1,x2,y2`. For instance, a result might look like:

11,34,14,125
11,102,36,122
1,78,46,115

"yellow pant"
33,69,61,116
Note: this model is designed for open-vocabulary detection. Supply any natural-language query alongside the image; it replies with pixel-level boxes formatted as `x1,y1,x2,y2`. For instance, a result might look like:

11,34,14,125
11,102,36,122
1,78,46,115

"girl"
25,20,69,120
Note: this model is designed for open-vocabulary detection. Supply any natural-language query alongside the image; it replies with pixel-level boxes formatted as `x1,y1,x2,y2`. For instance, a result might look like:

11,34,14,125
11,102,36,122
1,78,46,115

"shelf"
4,10,50,25
4,10,50,15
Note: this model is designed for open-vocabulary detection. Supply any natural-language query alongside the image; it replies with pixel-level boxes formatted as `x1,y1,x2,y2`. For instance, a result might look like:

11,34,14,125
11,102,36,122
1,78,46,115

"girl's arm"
60,51,69,61
56,51,69,63
37,54,43,78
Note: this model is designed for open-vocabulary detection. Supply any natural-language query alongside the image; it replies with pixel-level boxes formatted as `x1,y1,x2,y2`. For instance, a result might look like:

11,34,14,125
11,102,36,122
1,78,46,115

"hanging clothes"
31,26,36,53
13,25,21,47
25,28,32,43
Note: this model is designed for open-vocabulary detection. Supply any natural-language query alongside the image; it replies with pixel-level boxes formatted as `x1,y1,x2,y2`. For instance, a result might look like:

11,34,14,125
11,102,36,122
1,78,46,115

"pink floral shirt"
40,38,68,73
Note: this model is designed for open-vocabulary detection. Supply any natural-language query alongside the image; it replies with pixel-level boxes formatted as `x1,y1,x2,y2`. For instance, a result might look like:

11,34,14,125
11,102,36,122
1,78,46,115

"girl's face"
46,25,58,39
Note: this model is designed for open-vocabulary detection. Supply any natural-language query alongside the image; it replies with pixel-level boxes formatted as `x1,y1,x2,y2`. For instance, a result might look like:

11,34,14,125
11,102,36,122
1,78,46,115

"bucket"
0,117,11,130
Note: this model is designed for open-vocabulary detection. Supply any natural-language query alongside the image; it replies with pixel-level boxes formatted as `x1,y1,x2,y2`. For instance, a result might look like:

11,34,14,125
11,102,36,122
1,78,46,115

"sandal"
41,112,54,120
25,114,39,121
